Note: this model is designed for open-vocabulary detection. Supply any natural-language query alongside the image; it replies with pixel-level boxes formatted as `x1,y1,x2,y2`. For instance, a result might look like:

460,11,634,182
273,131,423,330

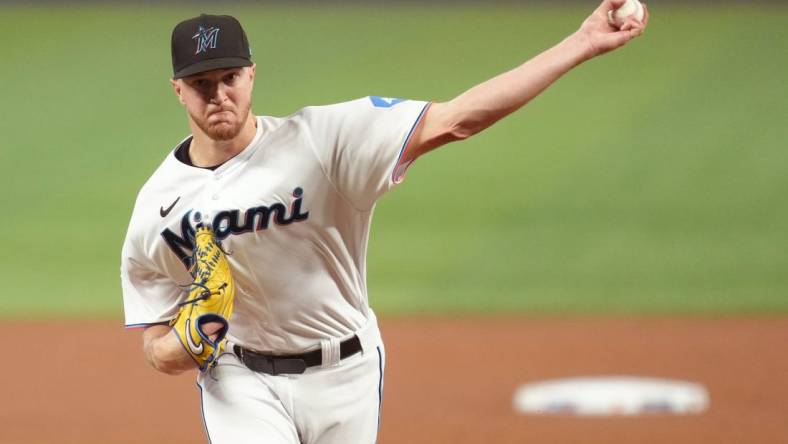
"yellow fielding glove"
171,225,235,371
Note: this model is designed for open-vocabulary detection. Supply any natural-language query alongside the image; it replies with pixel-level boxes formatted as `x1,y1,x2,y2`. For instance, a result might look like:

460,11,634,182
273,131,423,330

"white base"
513,376,709,416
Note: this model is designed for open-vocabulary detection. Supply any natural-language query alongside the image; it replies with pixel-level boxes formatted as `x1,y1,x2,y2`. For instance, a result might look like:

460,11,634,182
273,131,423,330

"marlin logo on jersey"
369,96,406,108
161,187,310,267
193,26,220,54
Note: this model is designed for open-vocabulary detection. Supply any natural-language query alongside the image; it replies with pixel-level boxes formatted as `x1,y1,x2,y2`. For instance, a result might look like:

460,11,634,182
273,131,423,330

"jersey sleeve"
120,232,183,328
303,96,431,211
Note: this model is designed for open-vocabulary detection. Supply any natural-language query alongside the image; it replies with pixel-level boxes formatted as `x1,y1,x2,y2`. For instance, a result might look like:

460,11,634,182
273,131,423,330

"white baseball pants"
196,322,385,444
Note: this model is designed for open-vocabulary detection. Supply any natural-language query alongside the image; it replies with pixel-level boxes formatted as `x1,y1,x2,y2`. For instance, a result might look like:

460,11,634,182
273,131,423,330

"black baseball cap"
171,14,253,79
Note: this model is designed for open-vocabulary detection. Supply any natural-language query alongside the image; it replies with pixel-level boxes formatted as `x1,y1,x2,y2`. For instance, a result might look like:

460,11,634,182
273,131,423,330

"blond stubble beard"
190,101,253,141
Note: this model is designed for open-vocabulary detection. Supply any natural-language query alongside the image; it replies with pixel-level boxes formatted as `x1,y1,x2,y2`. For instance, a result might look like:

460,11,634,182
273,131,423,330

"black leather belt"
233,335,362,375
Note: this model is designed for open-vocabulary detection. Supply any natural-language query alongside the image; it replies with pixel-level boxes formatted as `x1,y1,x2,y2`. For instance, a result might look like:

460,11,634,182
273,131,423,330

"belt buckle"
278,358,307,374
251,352,279,375
237,345,308,375
261,356,304,375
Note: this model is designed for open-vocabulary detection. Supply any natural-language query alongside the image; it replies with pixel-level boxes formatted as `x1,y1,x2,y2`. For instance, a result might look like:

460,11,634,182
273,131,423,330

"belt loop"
231,342,244,361
320,337,341,368
356,312,383,354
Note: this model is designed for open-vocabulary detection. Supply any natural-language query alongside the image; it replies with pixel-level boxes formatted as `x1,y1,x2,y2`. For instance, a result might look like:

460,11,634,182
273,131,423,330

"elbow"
448,121,484,141
143,333,187,376
417,101,489,152
443,104,491,142
147,355,185,375
441,97,513,142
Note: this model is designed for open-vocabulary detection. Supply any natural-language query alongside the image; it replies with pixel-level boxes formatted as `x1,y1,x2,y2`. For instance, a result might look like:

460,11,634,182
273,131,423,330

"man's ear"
171,78,186,106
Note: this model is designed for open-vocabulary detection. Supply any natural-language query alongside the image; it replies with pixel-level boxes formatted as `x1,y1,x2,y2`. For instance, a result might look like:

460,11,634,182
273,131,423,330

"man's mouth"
208,110,234,121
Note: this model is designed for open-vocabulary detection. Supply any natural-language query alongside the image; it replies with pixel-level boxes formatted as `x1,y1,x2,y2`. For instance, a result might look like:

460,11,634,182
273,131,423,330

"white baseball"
608,0,645,28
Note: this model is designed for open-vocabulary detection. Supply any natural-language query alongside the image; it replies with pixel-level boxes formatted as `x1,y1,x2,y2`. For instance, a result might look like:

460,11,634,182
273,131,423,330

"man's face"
172,65,256,141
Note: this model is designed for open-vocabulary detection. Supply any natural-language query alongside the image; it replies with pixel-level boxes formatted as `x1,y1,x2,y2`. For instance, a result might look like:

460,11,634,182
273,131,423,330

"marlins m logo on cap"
193,26,220,54
172,14,253,79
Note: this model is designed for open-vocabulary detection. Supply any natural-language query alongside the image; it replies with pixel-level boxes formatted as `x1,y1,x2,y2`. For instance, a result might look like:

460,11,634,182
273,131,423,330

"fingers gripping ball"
607,0,645,29
171,226,236,371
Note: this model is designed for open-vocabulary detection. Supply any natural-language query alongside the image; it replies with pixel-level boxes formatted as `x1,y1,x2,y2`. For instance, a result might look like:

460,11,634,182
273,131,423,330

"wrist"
146,328,193,374
564,31,597,63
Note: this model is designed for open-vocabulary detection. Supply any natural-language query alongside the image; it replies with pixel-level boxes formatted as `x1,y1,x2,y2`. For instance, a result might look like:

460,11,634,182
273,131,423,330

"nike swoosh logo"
160,196,181,217
185,318,204,355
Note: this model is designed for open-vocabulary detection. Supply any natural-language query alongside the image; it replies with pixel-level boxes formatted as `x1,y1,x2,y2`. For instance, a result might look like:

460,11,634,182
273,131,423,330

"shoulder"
289,98,364,122
286,97,421,133
256,99,363,144
276,96,424,125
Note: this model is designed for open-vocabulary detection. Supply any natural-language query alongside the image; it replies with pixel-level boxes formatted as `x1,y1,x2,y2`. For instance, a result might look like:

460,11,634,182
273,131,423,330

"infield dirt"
2,318,787,443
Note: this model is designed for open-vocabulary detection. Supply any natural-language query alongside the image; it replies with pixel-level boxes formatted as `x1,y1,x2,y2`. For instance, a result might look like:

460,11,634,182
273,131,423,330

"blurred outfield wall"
3,0,788,4
0,2,785,317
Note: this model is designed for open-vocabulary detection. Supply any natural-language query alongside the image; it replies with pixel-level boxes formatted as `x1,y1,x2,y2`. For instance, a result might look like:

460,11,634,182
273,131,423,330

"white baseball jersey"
121,96,430,354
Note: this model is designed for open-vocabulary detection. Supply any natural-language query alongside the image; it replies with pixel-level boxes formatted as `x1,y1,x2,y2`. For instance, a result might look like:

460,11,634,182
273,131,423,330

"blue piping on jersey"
124,321,170,330
375,345,385,443
390,101,433,184
196,381,214,444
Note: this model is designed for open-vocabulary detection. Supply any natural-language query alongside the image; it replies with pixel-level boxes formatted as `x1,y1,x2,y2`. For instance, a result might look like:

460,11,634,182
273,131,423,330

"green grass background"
1,4,786,318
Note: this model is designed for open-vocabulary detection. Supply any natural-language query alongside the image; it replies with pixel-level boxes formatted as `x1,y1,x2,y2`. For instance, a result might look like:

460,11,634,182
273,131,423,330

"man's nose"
209,84,229,104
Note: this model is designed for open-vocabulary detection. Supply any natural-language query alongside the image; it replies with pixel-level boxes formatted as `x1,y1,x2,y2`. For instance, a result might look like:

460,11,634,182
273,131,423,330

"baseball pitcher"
121,2,649,443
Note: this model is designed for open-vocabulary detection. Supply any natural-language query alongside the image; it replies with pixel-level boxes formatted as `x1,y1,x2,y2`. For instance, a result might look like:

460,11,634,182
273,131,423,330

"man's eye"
225,74,239,84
